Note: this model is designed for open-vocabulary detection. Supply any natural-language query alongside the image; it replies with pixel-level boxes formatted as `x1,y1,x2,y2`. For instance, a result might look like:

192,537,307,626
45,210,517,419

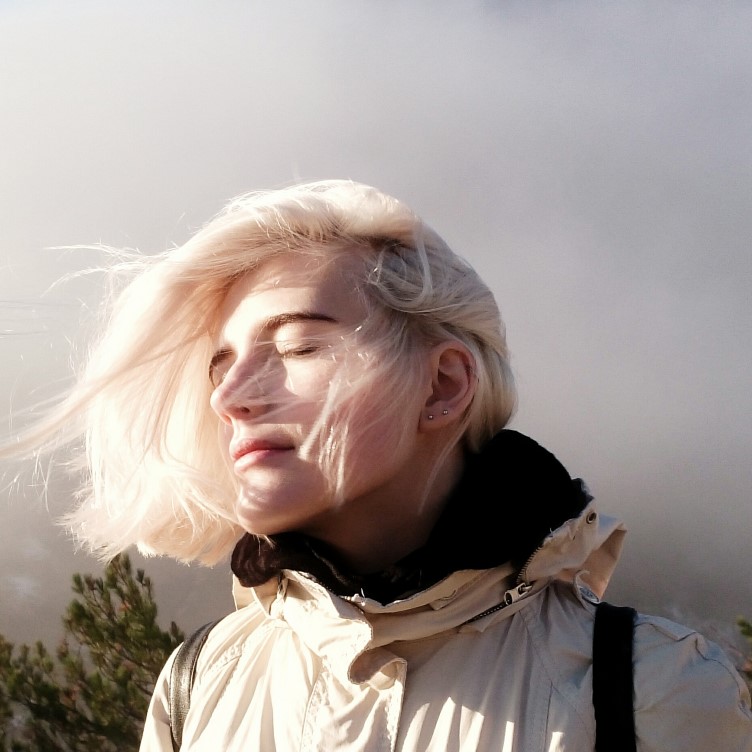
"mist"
1,0,750,657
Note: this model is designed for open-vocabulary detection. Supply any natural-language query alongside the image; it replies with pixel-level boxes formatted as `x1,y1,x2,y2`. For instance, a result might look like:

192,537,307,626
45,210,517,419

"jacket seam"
519,589,595,745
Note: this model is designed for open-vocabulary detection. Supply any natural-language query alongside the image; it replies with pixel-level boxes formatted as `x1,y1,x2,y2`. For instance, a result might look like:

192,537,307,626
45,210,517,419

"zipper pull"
503,582,533,606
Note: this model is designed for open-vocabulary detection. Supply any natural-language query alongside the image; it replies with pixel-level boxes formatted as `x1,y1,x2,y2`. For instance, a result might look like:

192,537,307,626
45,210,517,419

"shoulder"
528,586,752,749
632,612,750,704
631,612,752,750
191,597,277,680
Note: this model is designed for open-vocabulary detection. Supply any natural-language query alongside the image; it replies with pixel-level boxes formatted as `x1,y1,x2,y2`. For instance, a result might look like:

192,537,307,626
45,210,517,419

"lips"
230,438,294,466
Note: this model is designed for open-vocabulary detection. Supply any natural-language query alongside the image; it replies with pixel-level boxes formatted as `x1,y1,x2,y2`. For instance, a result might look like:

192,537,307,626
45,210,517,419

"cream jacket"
141,503,752,751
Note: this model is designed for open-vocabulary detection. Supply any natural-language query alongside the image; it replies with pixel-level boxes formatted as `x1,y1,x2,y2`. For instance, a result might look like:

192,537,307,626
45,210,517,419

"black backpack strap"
169,620,220,752
593,602,637,752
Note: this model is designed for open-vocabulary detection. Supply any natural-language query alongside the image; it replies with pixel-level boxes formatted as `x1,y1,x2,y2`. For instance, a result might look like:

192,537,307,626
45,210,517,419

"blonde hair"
5,180,515,564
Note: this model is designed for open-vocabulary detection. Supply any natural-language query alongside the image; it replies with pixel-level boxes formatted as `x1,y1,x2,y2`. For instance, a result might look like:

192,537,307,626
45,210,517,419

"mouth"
230,438,295,469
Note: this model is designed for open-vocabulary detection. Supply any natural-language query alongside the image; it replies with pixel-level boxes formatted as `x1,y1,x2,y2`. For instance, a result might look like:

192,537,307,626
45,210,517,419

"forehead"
217,253,366,338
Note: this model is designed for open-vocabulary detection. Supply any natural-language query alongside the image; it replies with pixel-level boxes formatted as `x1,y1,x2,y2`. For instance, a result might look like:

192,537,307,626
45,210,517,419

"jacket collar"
231,499,626,687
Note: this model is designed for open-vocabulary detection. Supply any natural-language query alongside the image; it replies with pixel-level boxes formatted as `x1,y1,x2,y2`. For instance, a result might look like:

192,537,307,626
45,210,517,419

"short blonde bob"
8,180,516,564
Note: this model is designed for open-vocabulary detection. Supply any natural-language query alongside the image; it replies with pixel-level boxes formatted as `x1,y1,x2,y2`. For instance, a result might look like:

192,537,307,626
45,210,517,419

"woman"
7,181,751,750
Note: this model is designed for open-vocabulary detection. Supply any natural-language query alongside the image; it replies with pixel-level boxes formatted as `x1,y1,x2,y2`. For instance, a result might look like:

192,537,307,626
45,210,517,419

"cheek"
348,397,419,462
284,361,341,411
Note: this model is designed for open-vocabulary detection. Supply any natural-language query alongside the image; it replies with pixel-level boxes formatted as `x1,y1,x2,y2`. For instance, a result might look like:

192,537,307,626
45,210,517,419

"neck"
298,443,466,574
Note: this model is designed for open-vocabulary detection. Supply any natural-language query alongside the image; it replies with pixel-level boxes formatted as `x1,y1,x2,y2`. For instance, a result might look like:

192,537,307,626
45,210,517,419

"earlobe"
420,342,477,432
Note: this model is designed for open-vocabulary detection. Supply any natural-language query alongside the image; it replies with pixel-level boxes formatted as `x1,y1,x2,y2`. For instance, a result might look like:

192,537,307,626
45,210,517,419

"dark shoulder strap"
169,620,220,752
593,602,637,752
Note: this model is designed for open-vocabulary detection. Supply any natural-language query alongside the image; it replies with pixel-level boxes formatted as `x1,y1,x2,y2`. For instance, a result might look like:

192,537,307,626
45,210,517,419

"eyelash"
278,345,319,358
209,367,226,388
209,344,321,386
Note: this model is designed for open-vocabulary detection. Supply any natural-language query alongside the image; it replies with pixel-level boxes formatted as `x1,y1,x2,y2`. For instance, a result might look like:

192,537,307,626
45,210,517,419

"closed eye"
278,343,321,358
209,348,233,387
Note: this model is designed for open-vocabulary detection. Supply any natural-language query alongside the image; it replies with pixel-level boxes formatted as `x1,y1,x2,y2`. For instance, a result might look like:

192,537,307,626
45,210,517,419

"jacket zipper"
300,542,546,627
460,543,544,626
516,541,544,587
460,581,535,626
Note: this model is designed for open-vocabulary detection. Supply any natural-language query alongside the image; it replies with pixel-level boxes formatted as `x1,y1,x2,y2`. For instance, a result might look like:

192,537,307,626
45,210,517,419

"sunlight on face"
209,253,427,541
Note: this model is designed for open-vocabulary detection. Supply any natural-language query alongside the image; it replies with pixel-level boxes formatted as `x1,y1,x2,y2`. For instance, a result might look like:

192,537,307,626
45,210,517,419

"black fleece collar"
231,430,589,604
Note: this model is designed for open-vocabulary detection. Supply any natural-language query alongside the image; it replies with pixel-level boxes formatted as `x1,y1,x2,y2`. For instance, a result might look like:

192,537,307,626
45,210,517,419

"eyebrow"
209,311,338,375
262,311,337,331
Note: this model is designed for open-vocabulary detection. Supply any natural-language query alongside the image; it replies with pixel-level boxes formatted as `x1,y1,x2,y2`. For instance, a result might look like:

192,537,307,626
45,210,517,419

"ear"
419,341,477,432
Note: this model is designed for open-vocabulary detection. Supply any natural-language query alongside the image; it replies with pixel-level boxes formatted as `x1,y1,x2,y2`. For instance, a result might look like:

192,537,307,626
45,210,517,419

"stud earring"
427,414,434,420
442,409,449,415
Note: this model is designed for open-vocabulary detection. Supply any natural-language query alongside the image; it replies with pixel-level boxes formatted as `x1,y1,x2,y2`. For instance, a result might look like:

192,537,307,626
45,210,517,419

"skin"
209,253,476,573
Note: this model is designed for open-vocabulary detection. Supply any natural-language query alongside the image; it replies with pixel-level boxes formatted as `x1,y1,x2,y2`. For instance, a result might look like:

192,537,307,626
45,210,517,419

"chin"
234,499,312,538
233,474,332,534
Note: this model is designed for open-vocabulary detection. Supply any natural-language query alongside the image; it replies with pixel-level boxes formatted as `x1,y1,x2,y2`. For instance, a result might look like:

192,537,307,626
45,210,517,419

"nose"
210,360,273,425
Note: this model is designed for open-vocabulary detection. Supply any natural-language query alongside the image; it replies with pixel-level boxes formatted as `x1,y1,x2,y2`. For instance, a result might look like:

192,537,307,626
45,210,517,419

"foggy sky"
1,0,751,657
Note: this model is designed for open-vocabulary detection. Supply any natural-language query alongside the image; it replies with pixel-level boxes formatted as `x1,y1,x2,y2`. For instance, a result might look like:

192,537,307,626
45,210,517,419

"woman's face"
209,253,429,541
